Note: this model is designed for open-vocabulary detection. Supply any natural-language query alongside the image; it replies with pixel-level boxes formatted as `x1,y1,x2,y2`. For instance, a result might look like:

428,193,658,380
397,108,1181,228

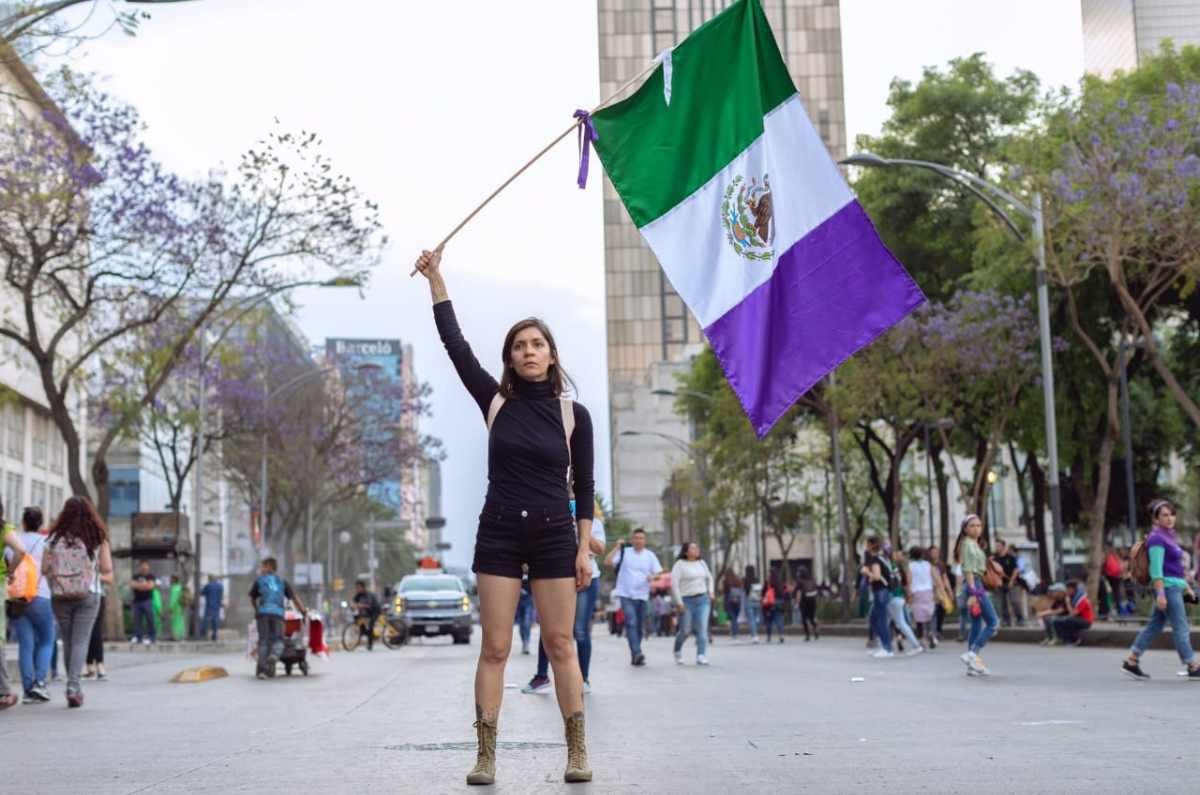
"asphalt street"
2,628,1194,794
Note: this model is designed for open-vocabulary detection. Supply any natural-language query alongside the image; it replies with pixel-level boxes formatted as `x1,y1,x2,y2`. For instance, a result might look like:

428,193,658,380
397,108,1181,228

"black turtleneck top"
434,301,595,521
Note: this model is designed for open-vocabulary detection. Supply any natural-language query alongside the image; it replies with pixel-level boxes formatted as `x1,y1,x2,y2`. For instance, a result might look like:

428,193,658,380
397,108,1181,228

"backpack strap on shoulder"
485,392,506,433
560,398,575,499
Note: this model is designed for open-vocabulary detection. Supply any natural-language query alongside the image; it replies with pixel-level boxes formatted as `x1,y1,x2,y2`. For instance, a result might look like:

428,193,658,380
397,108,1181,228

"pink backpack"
43,536,95,599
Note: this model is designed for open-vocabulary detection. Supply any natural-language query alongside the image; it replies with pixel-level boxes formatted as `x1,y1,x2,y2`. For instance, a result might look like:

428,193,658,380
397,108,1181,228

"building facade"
324,338,426,551
598,0,847,556
1082,0,1200,76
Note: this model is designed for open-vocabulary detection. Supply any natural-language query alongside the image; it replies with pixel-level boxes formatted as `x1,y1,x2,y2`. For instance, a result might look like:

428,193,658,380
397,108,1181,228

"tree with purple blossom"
0,67,383,520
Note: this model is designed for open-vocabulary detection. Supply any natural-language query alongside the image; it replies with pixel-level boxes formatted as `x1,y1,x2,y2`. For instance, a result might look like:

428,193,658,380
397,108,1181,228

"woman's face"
1156,505,1177,529
929,546,941,562
966,518,983,538
510,326,554,382
685,543,700,561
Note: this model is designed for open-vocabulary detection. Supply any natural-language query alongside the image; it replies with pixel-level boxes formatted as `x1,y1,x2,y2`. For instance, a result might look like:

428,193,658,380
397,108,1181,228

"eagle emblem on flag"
721,174,774,262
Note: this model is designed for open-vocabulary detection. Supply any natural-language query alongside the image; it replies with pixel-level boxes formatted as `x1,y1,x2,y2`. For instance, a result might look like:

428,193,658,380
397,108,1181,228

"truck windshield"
400,578,461,593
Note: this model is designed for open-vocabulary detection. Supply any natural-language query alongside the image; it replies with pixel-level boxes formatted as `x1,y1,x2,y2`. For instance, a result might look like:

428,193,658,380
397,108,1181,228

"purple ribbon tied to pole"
574,109,598,189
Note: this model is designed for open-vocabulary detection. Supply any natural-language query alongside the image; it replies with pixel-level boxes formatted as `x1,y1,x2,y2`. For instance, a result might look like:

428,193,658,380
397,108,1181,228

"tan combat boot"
563,711,592,783
466,718,497,785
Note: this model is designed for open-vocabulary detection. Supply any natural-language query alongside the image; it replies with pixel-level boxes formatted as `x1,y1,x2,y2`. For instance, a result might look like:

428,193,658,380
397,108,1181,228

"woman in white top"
670,542,715,666
907,546,942,649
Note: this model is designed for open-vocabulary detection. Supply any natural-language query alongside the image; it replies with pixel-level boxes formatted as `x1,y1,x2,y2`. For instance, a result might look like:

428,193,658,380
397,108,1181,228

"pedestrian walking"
42,496,113,708
994,539,1025,627
523,498,606,695
416,247,595,785
11,506,57,702
928,545,952,644
763,573,785,643
955,515,998,676
796,568,819,641
670,541,714,665
1122,499,1200,680
743,565,763,643
722,570,744,640
249,557,305,678
201,575,224,642
861,536,894,658
907,546,939,648
83,593,106,681
0,499,30,711
168,575,187,641
129,560,158,645
515,576,534,655
887,547,922,656
605,529,662,666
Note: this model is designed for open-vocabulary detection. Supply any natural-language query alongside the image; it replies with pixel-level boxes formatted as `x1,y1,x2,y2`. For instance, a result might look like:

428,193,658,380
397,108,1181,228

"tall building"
1082,0,1200,76
598,0,847,547
324,338,426,550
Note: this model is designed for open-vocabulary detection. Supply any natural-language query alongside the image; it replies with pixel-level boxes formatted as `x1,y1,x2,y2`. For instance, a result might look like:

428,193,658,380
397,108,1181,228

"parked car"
393,573,474,644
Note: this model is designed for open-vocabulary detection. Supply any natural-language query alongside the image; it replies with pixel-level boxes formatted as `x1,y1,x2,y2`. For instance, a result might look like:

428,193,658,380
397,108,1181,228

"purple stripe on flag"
704,200,925,438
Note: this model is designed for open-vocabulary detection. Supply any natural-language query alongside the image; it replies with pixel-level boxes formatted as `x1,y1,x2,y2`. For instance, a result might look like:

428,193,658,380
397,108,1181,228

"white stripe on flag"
639,93,853,328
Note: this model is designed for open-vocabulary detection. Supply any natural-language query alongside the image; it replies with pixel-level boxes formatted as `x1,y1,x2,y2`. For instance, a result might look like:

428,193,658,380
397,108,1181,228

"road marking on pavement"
1016,720,1080,726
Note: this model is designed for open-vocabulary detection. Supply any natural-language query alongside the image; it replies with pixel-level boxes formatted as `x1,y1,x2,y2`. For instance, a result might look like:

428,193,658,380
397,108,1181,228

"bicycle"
342,612,405,651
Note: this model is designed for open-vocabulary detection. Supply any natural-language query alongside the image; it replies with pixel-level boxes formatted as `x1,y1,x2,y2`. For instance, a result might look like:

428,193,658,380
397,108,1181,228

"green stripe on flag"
592,0,795,228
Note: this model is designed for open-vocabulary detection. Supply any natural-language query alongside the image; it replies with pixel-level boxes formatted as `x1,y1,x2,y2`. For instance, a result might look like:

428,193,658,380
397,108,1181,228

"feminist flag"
590,0,924,436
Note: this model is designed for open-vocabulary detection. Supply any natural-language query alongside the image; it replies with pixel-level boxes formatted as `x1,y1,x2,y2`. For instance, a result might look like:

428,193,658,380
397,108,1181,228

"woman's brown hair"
497,317,576,399
47,496,109,557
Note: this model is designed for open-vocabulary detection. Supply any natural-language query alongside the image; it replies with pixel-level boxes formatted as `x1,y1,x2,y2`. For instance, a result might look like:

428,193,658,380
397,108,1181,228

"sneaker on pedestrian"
968,656,990,675
871,649,895,659
521,644,530,655
256,671,266,680
95,666,107,681
960,651,976,666
142,638,152,646
905,645,924,657
1121,659,1150,680
633,653,646,666
31,682,50,702
751,637,759,645
582,680,591,694
674,650,683,665
1186,666,1200,681
23,691,40,705
696,655,709,666
66,692,83,708
1046,638,1061,647
521,675,552,695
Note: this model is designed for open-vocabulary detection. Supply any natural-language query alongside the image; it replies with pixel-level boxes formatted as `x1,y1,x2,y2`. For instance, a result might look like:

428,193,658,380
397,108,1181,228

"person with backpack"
605,529,663,667
41,496,113,708
416,247,596,785
955,514,998,676
11,506,56,702
670,541,714,665
1122,499,1200,680
861,536,894,658
1,499,30,711
249,557,305,679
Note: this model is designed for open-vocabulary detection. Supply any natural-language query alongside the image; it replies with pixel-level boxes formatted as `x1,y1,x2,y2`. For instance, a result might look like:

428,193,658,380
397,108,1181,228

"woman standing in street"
887,547,923,656
862,536,894,658
671,541,714,665
763,572,785,644
416,248,594,785
722,570,744,641
1122,499,1200,680
0,499,29,710
954,515,997,676
12,507,57,701
928,545,952,644
796,567,819,641
907,546,939,649
743,565,762,644
42,497,113,707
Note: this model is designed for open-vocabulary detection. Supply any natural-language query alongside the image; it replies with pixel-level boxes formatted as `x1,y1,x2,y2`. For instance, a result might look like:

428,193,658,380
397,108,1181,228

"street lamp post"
841,153,1065,579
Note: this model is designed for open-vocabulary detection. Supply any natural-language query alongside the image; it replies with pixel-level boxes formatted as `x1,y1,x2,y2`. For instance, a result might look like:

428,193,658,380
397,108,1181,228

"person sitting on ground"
1036,584,1069,645
1048,580,1094,646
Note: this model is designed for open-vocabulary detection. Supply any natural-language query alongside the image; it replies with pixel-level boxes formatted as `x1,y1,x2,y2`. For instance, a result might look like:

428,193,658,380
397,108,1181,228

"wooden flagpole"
409,60,660,276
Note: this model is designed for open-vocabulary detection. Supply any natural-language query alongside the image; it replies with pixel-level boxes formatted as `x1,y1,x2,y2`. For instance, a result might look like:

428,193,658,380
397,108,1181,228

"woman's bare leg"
531,577,582,718
474,574,522,723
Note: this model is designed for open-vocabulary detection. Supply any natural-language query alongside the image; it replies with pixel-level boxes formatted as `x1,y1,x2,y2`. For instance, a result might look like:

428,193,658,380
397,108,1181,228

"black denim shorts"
472,501,578,580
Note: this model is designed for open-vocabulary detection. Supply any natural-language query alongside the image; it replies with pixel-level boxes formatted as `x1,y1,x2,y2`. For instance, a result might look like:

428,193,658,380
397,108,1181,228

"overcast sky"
67,0,1085,568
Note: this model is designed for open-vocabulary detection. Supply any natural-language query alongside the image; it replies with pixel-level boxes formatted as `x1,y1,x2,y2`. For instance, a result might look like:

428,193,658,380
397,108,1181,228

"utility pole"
828,373,852,620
